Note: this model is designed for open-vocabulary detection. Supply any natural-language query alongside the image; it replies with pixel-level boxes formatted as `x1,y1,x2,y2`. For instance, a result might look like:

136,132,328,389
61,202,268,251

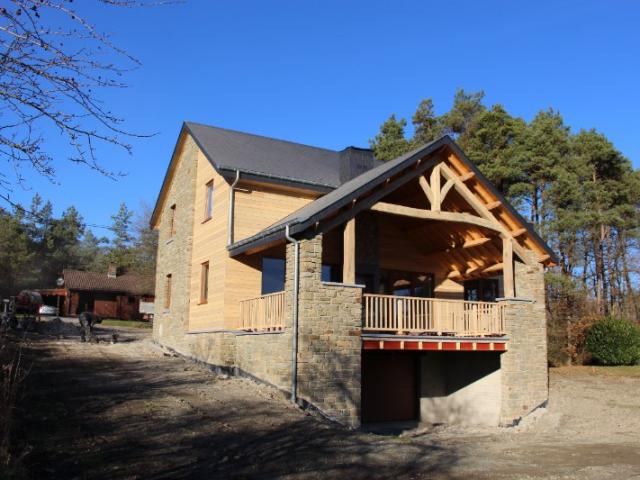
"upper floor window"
164,273,172,309
169,204,177,237
200,261,209,303
204,180,214,221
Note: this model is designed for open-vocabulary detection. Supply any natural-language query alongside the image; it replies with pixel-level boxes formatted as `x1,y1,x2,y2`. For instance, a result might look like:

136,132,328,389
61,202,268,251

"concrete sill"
496,297,536,304
321,281,366,289
186,328,286,336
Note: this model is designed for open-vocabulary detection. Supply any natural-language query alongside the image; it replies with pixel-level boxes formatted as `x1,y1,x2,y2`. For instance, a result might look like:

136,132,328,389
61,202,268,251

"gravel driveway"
11,320,640,479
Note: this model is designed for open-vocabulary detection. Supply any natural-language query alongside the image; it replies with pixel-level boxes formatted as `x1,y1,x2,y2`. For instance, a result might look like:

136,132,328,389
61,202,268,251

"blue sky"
7,0,640,233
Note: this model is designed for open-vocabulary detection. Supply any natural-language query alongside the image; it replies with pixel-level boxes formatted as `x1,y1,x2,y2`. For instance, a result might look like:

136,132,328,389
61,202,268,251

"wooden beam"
430,165,441,211
439,163,535,265
459,171,475,182
483,263,504,274
440,178,455,204
447,269,462,279
485,200,501,210
343,218,356,284
462,237,491,249
511,228,527,237
316,154,441,235
503,235,514,297
370,202,503,233
538,253,551,263
418,176,434,205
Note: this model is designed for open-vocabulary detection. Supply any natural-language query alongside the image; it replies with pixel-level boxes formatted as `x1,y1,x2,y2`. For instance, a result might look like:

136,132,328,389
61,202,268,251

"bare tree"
0,0,168,201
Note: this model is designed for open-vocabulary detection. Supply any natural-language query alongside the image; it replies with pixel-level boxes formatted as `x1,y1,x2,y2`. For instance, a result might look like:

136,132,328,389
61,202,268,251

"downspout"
227,170,241,246
285,224,300,404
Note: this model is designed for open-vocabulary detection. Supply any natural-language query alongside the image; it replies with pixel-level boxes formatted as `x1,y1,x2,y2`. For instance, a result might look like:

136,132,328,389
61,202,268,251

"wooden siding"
233,185,316,241
223,184,315,327
187,142,318,331
188,149,229,331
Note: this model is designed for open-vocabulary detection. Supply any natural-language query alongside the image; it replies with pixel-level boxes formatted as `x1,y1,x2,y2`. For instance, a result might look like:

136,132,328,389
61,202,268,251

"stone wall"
499,251,548,425
291,236,363,427
154,134,198,352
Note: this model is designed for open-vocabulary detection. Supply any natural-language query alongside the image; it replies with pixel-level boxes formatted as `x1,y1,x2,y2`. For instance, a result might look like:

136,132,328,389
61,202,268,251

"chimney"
339,147,376,183
107,263,118,279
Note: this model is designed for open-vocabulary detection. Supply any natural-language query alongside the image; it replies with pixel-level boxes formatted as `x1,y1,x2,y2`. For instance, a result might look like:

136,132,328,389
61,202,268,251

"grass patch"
552,365,640,378
101,319,152,329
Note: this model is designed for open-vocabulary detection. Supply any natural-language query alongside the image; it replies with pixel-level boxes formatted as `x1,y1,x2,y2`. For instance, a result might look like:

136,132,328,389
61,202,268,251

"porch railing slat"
362,294,506,337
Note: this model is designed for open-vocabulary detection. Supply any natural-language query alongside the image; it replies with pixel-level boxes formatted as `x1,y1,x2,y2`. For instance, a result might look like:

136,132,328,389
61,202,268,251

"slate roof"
228,137,448,256
228,135,558,264
62,270,155,296
187,122,353,189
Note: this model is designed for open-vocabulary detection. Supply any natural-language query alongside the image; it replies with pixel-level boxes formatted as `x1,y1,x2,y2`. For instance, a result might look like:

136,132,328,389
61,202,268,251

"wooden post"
503,235,515,298
343,218,356,284
430,164,441,211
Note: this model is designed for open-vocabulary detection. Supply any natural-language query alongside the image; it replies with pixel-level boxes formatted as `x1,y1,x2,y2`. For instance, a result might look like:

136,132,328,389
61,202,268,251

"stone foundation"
499,252,549,425
292,236,362,427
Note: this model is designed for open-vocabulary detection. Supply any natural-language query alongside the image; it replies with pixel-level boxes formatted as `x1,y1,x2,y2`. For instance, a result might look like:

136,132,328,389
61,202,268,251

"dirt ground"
9,318,640,479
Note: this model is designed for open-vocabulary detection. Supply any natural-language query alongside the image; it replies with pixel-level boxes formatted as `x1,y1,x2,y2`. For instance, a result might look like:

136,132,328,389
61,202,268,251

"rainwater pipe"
227,170,241,246
285,224,300,404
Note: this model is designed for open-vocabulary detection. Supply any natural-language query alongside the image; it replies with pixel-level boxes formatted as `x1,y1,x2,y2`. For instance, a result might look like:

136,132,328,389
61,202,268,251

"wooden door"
361,351,417,423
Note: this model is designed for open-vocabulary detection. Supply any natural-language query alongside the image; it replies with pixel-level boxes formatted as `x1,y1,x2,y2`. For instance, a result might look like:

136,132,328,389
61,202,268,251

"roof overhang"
228,135,558,265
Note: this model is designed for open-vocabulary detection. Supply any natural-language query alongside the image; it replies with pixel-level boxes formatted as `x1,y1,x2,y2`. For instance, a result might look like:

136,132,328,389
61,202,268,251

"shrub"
586,317,640,366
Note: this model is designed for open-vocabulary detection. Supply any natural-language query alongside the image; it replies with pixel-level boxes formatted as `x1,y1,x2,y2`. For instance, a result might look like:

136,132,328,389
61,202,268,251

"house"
151,122,555,428
38,265,155,320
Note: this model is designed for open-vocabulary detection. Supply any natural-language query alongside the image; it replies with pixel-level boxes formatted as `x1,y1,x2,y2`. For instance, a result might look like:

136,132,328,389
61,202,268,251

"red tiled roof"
62,270,155,296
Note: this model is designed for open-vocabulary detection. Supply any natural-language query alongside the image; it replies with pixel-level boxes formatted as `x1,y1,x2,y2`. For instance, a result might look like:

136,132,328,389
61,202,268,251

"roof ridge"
184,121,340,154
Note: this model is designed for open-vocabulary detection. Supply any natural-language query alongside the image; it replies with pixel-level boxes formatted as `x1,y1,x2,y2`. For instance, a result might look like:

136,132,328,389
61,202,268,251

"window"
464,279,499,302
200,261,209,303
169,204,176,237
321,264,342,283
262,258,285,295
204,180,214,221
164,274,172,309
378,270,434,298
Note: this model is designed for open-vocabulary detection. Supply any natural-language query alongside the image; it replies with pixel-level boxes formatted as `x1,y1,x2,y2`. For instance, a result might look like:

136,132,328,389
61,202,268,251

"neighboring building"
39,266,155,320
151,122,556,427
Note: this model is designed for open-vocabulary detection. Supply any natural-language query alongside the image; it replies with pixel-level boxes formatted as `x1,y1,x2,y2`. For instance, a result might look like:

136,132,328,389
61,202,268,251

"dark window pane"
262,258,285,295
356,274,374,293
321,265,332,282
393,287,412,297
321,264,342,283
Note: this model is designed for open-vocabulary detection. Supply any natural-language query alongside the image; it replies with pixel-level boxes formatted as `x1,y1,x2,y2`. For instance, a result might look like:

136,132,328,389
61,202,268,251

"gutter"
227,170,241,246
285,224,300,405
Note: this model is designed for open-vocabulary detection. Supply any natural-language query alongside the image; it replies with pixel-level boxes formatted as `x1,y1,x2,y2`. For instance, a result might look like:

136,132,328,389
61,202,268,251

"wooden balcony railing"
363,294,506,337
238,291,286,331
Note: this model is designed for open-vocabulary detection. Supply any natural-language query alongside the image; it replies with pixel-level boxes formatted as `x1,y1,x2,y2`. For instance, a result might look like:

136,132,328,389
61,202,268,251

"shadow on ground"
12,329,461,480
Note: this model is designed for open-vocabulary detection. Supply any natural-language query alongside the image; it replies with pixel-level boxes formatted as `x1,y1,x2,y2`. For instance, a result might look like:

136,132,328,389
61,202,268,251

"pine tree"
369,114,411,161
